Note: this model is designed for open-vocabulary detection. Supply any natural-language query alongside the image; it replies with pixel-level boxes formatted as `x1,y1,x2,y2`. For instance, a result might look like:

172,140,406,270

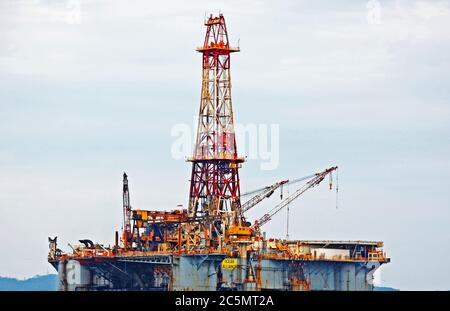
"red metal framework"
188,14,244,224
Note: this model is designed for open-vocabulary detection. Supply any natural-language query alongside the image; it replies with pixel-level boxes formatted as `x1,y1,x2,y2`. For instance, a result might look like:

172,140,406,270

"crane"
240,171,328,215
252,166,338,231
241,180,288,214
122,172,132,248
240,173,316,198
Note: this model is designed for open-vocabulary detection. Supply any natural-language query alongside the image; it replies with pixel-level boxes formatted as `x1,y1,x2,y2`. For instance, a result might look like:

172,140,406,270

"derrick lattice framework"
188,14,244,226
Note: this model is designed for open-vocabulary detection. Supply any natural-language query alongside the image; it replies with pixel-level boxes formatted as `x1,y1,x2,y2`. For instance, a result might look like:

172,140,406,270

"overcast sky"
1,0,449,290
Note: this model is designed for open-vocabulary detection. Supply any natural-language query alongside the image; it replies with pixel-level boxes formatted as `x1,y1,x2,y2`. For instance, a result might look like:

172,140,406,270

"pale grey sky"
1,0,449,290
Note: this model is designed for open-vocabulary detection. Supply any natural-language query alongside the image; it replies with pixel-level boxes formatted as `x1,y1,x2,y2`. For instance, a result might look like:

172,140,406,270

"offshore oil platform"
48,14,389,291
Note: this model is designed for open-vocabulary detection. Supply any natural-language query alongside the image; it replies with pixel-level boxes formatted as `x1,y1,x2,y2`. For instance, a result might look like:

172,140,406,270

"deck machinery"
48,14,389,291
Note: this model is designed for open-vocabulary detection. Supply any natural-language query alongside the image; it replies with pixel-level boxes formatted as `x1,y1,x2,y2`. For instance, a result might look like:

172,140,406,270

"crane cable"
241,173,316,198
253,166,338,229
336,169,339,209
286,183,290,240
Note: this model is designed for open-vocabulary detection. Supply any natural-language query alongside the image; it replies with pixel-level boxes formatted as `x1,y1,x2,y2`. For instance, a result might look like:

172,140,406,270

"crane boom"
241,173,316,198
241,180,288,214
252,166,338,229
122,172,132,247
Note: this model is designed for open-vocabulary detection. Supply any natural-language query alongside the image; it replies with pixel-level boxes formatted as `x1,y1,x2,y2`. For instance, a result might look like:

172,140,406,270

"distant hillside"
0,275,398,291
374,286,400,291
0,275,58,291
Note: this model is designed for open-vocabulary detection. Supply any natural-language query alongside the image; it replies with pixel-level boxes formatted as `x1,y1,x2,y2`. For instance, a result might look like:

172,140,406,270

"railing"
51,247,389,263
196,46,240,52
187,154,245,162
262,253,390,263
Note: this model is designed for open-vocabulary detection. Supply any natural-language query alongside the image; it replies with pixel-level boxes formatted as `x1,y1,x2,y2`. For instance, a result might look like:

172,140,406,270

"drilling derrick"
188,14,244,232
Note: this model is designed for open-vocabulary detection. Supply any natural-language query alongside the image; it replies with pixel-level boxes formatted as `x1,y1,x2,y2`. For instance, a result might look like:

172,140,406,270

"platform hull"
50,254,381,291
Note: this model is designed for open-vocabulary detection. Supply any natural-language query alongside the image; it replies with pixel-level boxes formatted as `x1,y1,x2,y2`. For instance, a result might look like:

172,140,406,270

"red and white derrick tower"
188,14,244,227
